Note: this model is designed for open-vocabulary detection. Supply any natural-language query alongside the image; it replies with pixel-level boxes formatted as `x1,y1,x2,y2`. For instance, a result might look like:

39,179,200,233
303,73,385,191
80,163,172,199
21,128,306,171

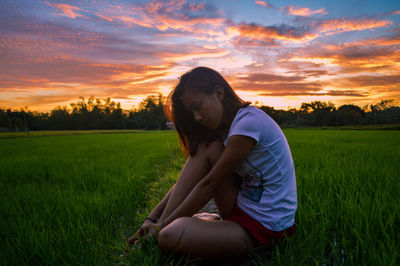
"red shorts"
226,204,296,246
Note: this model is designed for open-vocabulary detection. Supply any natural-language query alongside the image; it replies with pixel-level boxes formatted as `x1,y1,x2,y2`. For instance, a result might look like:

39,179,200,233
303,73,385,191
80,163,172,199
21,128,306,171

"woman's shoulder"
236,106,281,133
230,105,272,133
236,105,270,121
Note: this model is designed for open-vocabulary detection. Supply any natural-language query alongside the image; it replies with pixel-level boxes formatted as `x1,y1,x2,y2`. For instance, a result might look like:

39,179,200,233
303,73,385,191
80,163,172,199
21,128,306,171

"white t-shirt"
224,106,297,231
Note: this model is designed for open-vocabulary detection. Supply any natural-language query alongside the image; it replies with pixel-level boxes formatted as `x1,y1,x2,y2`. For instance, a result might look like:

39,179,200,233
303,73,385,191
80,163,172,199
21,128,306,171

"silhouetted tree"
49,106,71,130
127,94,167,130
336,104,363,125
0,97,398,131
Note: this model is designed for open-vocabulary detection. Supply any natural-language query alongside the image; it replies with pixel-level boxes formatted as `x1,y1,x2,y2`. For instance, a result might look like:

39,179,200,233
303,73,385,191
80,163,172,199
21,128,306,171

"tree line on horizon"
1,95,399,132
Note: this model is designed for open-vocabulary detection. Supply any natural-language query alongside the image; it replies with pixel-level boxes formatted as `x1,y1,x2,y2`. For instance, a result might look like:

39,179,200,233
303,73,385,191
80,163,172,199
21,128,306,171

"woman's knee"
158,217,192,252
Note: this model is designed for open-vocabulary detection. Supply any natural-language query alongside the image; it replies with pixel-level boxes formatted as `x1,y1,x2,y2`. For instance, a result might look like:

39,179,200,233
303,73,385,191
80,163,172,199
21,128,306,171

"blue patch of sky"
214,0,400,25
268,0,399,17
320,30,380,44
210,0,286,25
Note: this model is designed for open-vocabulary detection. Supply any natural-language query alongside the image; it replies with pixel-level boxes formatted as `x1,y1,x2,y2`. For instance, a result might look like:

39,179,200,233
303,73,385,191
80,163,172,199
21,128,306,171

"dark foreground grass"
0,131,182,265
266,130,400,265
1,130,399,265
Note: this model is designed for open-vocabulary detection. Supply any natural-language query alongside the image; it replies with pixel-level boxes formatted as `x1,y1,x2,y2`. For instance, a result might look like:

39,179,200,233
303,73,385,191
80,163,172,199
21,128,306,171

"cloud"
324,34,400,48
336,74,400,88
0,55,177,111
259,90,367,97
236,82,323,93
46,2,87,19
231,72,323,95
111,0,224,33
42,0,227,42
228,22,317,45
286,70,329,77
231,63,400,98
0,7,230,67
281,6,327,17
0,51,174,92
315,17,392,35
254,1,272,8
14,94,78,107
230,16,393,48
238,73,305,83
157,48,229,63
335,48,399,73
279,32,400,73
186,2,206,11
232,36,278,47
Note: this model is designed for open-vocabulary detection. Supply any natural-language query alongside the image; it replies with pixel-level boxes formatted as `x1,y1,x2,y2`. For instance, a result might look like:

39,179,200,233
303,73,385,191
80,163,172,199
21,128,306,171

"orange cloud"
331,35,400,48
286,70,329,77
46,0,224,38
228,23,318,44
153,15,224,32
325,74,400,97
229,17,394,47
343,74,400,87
95,13,114,22
187,2,206,11
47,2,86,19
0,56,176,111
281,56,338,67
232,36,278,47
337,49,399,73
254,1,271,8
235,81,323,93
98,9,224,37
117,0,224,33
283,42,400,74
229,72,324,95
238,73,305,83
138,0,186,14
281,6,327,16
118,15,154,28
0,51,174,91
259,90,367,97
316,18,392,35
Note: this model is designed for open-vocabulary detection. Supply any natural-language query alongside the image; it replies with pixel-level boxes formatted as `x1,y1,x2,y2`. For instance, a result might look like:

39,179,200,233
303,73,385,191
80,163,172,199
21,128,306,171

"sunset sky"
1,0,399,112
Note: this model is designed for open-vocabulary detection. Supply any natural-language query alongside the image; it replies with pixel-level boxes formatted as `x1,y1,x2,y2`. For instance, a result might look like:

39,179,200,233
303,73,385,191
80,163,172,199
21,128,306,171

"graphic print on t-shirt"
236,159,264,202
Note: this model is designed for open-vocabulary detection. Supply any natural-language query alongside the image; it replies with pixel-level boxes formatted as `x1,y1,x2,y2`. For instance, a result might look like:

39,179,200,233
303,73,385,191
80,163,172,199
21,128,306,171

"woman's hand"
144,222,162,239
128,219,155,245
121,220,160,258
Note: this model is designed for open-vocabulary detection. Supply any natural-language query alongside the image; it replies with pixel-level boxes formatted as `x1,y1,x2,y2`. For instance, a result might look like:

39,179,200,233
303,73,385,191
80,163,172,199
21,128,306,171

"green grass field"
1,130,399,265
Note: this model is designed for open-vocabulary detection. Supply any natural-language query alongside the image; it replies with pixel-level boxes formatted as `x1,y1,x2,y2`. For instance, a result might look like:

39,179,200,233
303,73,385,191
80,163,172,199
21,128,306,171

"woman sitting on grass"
128,66,297,262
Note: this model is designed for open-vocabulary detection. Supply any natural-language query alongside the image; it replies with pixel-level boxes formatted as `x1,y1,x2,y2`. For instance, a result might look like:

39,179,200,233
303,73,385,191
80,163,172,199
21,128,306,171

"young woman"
127,67,297,262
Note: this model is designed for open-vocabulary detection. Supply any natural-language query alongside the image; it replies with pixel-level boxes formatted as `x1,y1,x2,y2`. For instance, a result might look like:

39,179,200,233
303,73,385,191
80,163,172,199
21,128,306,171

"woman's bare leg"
158,217,257,261
158,140,225,222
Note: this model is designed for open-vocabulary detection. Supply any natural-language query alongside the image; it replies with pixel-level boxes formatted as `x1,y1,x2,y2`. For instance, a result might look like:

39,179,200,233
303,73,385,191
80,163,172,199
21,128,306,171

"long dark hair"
164,67,250,156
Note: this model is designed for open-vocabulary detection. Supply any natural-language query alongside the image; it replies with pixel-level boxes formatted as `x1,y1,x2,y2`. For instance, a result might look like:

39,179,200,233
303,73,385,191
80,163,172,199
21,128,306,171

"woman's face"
180,87,224,129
